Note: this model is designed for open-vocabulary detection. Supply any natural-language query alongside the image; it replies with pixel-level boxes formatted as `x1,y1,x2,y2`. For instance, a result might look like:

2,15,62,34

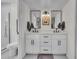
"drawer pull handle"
58,40,61,46
44,42,48,43
43,36,48,38
43,49,48,51
31,40,34,45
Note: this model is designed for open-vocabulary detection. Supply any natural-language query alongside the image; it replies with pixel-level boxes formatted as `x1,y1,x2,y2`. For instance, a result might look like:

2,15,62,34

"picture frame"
42,15,50,25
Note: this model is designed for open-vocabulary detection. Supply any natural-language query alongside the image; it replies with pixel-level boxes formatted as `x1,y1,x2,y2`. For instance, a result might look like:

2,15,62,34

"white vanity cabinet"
52,35,66,54
26,34,39,54
26,33,67,54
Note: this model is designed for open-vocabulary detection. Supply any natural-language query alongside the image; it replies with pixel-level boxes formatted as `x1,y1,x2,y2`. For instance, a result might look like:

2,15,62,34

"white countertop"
26,29,67,35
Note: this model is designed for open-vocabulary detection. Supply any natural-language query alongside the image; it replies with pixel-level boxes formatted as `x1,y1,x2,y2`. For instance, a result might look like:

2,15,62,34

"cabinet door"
52,39,66,54
26,35,39,54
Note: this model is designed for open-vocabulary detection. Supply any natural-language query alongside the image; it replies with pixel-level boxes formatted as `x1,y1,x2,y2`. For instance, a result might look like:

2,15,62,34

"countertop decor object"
27,21,31,32
62,21,65,30
58,21,65,30
31,22,34,29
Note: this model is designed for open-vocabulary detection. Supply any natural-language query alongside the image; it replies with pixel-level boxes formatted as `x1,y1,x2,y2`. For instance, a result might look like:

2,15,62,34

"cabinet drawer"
40,40,51,46
40,35,51,39
52,35,66,39
40,47,51,53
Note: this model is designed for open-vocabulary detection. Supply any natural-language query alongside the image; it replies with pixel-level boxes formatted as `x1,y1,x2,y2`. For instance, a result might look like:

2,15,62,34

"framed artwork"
42,15,50,25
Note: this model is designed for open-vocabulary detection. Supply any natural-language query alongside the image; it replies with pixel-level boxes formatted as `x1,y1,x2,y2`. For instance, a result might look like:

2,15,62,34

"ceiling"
23,0,69,10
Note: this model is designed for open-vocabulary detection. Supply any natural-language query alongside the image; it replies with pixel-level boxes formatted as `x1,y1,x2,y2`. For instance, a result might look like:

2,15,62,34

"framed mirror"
30,10,41,29
51,10,62,29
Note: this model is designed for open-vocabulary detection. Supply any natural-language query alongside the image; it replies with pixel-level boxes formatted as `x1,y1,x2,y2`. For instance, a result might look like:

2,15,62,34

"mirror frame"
51,10,62,28
51,10,62,21
30,10,41,29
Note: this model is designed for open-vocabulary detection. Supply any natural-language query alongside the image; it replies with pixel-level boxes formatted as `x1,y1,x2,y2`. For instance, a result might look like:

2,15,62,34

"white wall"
1,3,11,49
62,0,76,59
1,0,18,48
23,0,68,10
10,2,18,43
18,0,30,59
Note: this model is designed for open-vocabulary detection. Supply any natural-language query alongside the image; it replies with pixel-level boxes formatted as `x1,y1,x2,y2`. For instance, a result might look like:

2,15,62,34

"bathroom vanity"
26,32,67,54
